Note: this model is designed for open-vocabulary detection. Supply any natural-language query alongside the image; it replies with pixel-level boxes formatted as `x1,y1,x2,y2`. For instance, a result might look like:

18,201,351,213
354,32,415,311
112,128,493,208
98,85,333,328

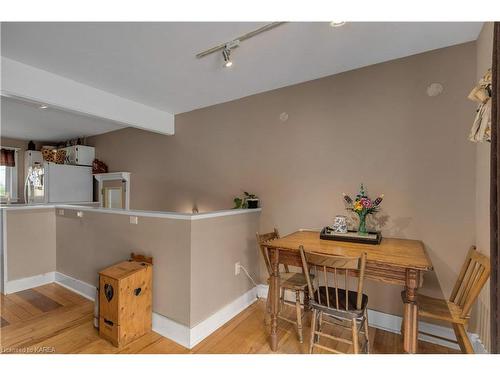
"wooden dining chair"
257,229,310,343
401,246,490,354
299,246,369,354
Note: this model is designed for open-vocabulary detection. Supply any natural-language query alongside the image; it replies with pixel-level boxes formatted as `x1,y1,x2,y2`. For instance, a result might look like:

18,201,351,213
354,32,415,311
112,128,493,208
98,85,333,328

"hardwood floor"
0,283,458,354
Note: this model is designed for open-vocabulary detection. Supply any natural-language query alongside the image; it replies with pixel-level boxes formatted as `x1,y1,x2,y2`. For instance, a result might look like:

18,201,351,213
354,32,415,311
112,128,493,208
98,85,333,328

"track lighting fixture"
222,47,233,68
196,22,286,69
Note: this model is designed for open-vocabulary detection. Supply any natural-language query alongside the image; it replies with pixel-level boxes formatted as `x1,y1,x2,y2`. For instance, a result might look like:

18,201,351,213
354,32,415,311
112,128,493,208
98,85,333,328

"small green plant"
233,192,259,209
233,197,244,209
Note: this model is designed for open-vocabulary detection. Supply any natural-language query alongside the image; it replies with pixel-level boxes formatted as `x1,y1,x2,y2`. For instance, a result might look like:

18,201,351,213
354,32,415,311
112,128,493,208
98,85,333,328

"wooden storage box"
99,260,152,347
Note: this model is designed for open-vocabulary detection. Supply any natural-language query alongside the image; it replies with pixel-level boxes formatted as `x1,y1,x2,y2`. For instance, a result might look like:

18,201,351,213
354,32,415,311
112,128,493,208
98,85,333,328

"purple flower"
360,198,372,208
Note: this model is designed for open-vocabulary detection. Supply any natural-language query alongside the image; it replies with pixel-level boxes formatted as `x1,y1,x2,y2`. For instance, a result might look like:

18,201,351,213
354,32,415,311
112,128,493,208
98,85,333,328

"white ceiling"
1,22,483,115
1,96,124,141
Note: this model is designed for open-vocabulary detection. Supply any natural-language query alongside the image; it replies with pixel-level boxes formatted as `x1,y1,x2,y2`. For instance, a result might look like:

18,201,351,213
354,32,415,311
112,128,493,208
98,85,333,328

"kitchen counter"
0,203,261,220
0,201,97,210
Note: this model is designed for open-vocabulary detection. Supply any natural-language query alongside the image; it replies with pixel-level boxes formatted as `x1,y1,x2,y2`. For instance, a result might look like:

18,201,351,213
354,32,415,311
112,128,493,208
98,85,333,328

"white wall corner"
54,272,96,301
152,313,191,349
1,57,175,135
4,271,55,294
189,286,258,348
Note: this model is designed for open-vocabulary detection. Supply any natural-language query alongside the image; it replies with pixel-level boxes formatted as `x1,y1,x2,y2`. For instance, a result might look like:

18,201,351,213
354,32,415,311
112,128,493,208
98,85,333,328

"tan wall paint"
89,42,477,316
190,211,260,326
471,22,493,350
55,209,192,325
5,208,56,280
54,208,260,326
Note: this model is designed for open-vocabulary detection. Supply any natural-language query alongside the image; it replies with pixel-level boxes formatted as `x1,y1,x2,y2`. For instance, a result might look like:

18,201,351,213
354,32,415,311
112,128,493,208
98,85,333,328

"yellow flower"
354,202,363,211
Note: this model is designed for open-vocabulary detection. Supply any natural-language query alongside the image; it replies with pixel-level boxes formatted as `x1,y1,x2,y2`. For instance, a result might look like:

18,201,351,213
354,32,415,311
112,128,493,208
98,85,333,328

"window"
0,148,18,202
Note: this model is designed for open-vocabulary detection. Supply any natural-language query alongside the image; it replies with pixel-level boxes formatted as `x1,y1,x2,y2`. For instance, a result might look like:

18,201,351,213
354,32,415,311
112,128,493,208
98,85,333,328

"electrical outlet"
58,209,64,216
76,211,83,218
235,262,241,276
129,216,138,224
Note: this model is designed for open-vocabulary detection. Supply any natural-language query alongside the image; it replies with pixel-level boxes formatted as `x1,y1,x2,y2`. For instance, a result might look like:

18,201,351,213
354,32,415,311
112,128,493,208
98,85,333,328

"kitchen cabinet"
63,145,95,166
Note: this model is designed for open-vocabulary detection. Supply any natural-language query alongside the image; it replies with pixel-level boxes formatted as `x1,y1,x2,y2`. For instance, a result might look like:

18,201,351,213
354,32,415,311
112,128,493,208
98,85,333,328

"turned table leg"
403,269,419,354
269,248,280,352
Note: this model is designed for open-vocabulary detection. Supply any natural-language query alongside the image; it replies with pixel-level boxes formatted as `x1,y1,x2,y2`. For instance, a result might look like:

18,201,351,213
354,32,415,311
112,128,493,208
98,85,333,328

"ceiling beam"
1,57,174,135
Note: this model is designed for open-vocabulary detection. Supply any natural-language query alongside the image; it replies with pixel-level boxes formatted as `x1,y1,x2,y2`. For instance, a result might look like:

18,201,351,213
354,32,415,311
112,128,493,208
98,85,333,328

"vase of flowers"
357,211,368,234
342,184,384,235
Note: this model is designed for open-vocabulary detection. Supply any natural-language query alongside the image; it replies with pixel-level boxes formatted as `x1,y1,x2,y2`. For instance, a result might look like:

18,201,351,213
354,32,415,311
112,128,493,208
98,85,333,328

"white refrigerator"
25,162,93,204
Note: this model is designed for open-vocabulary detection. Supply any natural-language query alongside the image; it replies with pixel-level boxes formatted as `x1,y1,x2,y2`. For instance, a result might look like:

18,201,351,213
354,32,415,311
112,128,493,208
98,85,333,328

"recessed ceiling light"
39,104,48,109
330,21,346,28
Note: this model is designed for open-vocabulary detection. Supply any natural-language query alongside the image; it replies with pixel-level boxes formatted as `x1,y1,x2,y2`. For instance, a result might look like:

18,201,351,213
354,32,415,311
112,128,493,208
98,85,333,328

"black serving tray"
320,227,382,245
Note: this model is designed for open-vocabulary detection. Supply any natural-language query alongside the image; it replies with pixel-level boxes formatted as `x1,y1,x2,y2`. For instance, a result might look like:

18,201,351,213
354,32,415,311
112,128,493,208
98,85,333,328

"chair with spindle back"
257,229,310,343
401,246,490,353
299,246,369,354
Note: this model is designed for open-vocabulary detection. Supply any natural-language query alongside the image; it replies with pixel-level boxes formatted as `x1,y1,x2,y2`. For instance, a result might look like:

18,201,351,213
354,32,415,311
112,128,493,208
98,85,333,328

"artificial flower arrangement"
342,184,384,235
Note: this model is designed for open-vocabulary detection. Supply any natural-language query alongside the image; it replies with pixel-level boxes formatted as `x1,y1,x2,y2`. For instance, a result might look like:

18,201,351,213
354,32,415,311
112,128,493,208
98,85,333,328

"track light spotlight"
222,47,233,68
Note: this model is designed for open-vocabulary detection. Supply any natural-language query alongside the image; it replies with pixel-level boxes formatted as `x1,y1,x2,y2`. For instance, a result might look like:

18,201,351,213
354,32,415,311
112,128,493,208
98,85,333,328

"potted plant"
233,192,260,209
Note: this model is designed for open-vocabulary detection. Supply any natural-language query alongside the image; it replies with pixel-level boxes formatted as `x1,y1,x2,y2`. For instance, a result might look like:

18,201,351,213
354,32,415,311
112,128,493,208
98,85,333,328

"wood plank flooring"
0,283,459,354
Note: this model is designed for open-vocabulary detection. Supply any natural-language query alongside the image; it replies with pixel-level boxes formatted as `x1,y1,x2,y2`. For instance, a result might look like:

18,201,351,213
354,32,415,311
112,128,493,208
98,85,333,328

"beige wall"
472,22,493,350
5,208,56,280
54,208,260,327
89,42,477,316
190,211,260,326
56,209,192,325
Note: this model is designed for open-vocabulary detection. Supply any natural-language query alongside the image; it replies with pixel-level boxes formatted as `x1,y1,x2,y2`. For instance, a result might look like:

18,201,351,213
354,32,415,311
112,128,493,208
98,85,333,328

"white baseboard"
367,308,462,350
4,271,55,294
470,333,488,354
189,287,258,348
153,287,258,349
9,270,258,350
3,273,487,353
152,313,191,348
257,284,488,353
256,284,270,299
55,272,96,301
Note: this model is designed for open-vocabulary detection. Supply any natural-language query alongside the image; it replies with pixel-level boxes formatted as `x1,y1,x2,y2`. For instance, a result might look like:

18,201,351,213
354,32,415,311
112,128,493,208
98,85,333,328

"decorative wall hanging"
469,68,492,142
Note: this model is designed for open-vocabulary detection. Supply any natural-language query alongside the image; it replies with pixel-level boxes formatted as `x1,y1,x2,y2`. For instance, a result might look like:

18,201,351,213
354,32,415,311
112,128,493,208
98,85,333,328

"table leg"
269,248,280,351
403,269,419,354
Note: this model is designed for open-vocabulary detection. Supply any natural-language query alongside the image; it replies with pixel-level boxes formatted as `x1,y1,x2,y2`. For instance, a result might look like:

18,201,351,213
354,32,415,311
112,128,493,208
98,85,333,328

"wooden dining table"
264,230,433,354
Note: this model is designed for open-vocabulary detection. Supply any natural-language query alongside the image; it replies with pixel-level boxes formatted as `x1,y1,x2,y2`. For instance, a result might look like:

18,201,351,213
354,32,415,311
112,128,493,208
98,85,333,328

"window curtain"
0,148,16,167
491,22,500,354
